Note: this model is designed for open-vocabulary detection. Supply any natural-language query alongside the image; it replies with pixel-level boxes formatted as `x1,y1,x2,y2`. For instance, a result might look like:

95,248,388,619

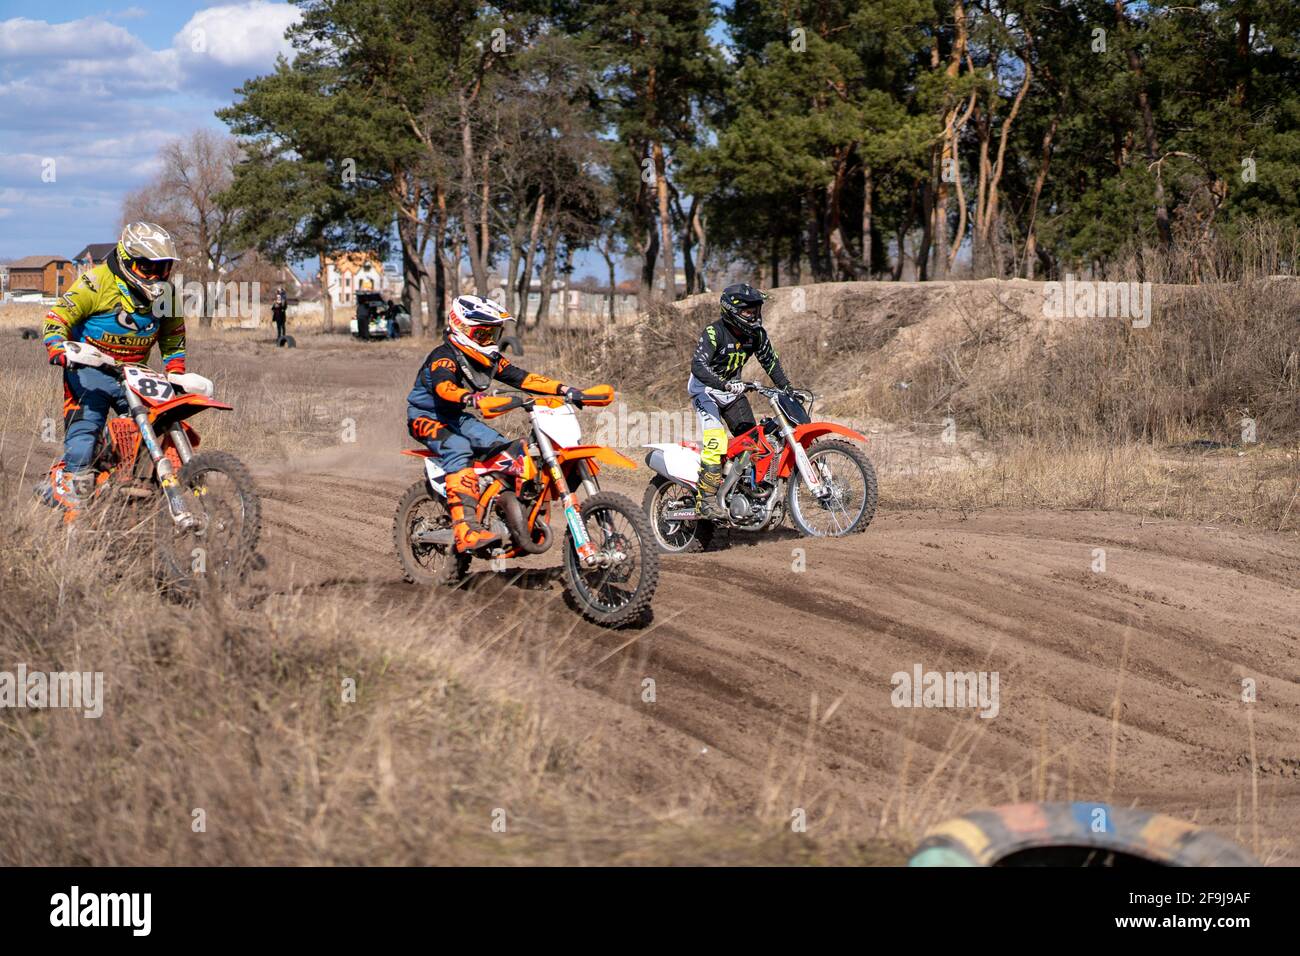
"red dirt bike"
642,382,877,552
44,341,262,592
393,385,660,627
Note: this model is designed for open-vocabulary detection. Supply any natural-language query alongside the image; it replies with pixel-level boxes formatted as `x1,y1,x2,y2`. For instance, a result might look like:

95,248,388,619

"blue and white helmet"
447,294,510,361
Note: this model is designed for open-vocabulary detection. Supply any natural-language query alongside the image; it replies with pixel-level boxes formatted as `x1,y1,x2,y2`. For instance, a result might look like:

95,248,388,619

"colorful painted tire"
909,802,1257,867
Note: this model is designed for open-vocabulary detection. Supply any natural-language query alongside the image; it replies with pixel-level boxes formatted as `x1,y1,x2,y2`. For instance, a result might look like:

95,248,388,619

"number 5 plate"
124,366,175,403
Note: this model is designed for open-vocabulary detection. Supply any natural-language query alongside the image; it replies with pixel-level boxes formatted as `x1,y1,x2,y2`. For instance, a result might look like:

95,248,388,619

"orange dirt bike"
393,385,659,627
642,382,877,552
45,340,262,592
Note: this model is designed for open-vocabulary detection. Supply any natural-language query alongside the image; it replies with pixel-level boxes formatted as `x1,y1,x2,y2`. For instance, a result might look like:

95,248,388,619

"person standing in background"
384,292,399,339
271,287,288,345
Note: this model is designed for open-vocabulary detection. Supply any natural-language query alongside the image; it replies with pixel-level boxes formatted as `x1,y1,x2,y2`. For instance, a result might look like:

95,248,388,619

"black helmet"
720,283,767,333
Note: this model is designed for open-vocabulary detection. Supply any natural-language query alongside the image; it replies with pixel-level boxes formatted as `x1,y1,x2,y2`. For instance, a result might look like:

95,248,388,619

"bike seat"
473,438,526,471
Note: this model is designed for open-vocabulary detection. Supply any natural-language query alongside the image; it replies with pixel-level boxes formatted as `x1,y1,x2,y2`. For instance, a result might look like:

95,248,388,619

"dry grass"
0,491,910,865
557,225,1300,534
0,302,48,330
884,438,1300,532
860,225,1300,447
2,225,1294,865
861,278,1300,448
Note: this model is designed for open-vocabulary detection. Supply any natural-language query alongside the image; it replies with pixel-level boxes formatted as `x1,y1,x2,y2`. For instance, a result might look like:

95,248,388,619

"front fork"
532,419,603,567
778,420,825,496
123,388,197,530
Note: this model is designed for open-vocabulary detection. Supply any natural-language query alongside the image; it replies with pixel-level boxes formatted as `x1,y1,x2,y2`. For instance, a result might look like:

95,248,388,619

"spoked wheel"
564,490,659,627
786,439,878,538
641,476,715,553
154,451,262,595
393,480,469,586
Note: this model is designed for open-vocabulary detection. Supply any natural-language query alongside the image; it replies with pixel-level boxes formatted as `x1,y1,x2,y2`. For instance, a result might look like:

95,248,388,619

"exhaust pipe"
499,489,551,554
715,450,751,513
412,529,454,546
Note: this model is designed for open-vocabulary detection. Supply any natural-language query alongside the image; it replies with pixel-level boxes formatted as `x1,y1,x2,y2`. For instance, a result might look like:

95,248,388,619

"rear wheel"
393,479,469,586
641,476,715,553
154,451,261,595
786,439,877,538
564,491,659,627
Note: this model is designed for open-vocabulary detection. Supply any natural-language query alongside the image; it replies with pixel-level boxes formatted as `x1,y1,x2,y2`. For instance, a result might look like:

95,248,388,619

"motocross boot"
446,468,501,553
694,461,726,520
59,469,98,525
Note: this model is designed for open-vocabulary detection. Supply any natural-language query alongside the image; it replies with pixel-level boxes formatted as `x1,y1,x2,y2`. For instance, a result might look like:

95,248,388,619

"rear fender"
399,448,448,496
644,442,700,488
776,422,868,478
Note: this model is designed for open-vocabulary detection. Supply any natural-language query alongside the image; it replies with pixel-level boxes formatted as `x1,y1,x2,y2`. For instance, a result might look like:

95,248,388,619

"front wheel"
786,439,877,538
154,450,262,594
393,480,469,586
563,491,659,627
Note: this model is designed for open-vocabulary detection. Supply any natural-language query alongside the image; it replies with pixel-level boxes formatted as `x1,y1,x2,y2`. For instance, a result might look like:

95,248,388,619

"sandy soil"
238,336,1300,862
5,329,1298,862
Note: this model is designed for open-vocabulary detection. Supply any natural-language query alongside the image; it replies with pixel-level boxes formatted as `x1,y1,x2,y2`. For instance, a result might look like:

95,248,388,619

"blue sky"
0,1,301,260
1,2,731,280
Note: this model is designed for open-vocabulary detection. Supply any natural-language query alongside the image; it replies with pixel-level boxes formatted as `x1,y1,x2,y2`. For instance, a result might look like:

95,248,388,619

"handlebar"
479,384,616,420
63,342,124,378
62,342,214,397
736,382,816,418
740,381,812,401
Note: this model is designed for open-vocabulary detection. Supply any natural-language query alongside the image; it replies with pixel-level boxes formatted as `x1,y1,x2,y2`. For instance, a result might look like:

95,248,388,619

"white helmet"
447,294,510,362
116,221,179,306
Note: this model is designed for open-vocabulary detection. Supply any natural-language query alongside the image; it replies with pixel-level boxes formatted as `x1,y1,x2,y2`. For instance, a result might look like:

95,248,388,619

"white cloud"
172,1,300,94
0,4,301,257
0,15,146,61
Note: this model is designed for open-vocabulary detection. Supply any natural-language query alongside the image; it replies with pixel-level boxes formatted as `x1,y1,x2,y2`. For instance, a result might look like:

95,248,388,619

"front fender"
555,445,638,469
776,422,869,478
794,422,868,445
148,394,232,438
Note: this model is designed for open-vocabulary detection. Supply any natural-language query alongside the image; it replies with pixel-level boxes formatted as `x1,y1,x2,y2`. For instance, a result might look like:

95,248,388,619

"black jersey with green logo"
688,320,790,393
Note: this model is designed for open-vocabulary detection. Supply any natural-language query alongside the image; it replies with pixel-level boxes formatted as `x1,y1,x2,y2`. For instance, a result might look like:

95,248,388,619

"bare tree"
124,130,243,326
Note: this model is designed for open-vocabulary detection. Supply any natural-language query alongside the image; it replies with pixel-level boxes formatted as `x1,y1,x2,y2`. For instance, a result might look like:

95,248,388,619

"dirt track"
6,332,1298,861
218,337,1300,863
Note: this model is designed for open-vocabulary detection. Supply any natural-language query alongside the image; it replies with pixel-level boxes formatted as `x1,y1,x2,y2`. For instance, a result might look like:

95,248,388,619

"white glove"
725,381,746,395
168,372,215,398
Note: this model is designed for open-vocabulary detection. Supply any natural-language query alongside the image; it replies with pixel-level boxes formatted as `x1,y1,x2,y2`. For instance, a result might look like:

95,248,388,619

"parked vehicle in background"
350,291,410,339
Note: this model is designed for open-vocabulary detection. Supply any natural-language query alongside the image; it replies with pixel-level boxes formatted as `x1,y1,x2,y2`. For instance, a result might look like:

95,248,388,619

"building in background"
6,255,76,298
489,275,638,326
71,243,116,276
321,252,401,307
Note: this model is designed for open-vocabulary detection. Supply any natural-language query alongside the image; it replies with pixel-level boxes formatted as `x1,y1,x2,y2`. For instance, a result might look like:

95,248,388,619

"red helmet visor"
468,324,502,347
130,258,174,282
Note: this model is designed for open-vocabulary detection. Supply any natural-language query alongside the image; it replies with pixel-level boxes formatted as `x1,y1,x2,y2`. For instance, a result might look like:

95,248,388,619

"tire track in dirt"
6,334,1296,859
255,449,1300,859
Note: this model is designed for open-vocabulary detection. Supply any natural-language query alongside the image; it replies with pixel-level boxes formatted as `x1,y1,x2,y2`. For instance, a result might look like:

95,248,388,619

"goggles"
130,258,175,282
468,324,502,346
